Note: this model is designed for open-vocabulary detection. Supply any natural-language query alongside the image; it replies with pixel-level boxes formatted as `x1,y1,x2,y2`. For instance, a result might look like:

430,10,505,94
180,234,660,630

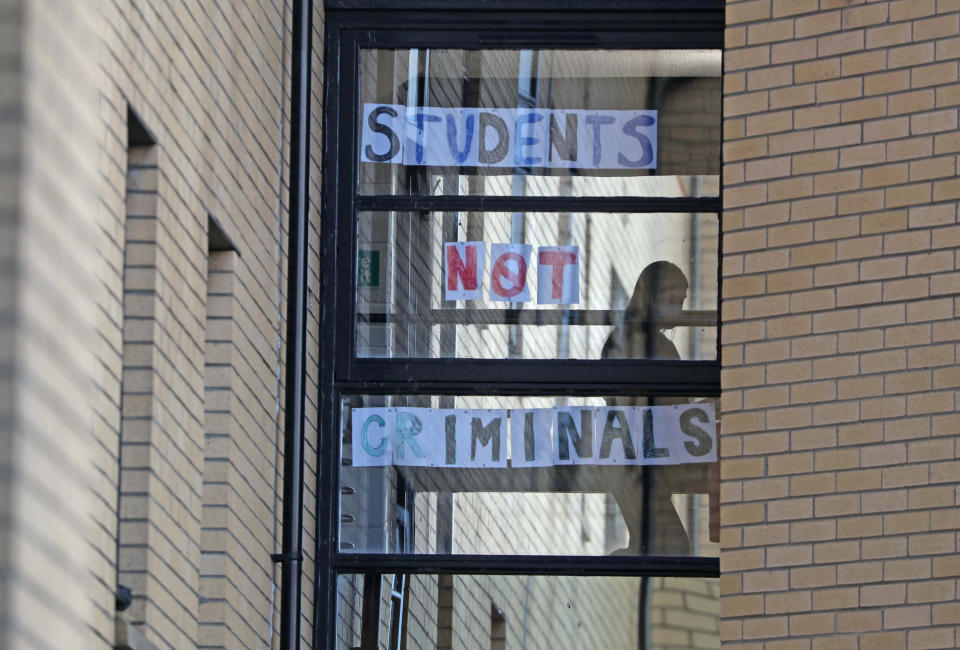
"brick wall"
90,1,321,648
0,0,100,648
1,0,319,646
722,0,960,647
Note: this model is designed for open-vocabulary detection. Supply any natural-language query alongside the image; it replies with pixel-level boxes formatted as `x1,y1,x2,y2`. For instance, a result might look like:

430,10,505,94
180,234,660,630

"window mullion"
354,194,721,214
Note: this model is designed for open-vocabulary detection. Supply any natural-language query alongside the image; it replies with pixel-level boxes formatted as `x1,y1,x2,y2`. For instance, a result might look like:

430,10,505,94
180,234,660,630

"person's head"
625,261,688,324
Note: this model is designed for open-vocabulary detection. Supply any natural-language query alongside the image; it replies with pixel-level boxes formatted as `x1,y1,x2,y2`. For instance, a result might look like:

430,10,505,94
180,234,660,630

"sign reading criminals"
351,404,716,468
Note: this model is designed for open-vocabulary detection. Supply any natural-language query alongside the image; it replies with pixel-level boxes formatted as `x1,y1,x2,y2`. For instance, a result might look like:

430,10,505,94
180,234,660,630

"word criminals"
352,404,716,468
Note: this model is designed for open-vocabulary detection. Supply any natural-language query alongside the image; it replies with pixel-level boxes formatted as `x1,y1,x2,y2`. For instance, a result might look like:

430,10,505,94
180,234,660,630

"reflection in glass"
355,211,718,360
337,573,720,650
339,394,719,558
358,49,721,197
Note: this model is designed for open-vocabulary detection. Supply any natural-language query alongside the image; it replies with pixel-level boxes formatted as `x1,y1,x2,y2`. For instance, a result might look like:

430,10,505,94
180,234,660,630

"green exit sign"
358,249,380,288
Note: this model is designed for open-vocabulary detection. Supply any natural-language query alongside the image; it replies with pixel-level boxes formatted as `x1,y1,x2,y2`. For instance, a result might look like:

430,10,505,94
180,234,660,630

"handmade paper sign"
641,407,676,465
444,242,485,300
439,409,509,467
537,246,579,304
360,104,658,170
554,406,595,465
392,408,442,467
594,407,639,465
350,404,715,467
489,243,532,302
510,409,554,467
352,407,392,467
361,104,404,164
657,403,717,464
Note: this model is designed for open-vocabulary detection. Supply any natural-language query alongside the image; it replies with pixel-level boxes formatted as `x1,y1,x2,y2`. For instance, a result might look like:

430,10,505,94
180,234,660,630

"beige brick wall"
722,0,960,647
0,0,100,648
90,1,321,648
0,0,321,646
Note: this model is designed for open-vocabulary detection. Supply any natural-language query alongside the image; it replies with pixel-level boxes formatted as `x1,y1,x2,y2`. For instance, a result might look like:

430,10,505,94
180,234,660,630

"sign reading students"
361,104,658,170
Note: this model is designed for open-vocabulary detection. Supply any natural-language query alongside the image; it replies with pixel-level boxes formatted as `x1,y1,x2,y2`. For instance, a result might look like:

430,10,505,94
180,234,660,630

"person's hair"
602,261,689,359
623,260,689,323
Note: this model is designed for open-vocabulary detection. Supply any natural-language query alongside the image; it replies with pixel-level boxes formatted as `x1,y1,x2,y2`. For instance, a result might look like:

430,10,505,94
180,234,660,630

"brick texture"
88,1,319,649
0,0,100,648
723,0,960,647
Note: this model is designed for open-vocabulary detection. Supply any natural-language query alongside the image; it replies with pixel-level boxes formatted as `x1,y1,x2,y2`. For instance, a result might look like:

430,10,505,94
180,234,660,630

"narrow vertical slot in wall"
200,215,240,646
490,604,506,650
436,574,454,650
116,107,158,630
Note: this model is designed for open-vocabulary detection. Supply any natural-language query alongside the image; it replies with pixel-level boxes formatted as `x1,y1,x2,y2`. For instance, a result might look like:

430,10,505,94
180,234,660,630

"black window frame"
316,5,724,647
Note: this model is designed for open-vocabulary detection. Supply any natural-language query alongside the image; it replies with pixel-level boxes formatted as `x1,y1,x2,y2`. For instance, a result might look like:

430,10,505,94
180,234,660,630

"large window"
319,7,722,648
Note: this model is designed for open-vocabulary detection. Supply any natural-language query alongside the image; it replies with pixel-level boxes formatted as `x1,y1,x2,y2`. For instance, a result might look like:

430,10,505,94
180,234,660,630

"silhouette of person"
602,261,691,555
602,260,689,361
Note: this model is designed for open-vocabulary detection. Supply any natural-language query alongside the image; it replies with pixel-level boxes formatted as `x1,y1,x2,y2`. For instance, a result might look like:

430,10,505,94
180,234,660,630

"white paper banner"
361,104,658,170
437,409,509,467
642,407,675,466
554,406,596,465
489,243,532,303
510,409,554,467
595,407,638,465
351,404,716,468
361,104,404,164
352,407,392,466
392,408,442,467
658,403,717,464
444,242,485,301
537,246,579,304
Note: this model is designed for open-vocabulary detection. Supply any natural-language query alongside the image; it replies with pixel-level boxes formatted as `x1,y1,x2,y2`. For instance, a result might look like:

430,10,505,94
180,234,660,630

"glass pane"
358,49,720,197
339,394,720,558
337,573,719,650
356,211,718,359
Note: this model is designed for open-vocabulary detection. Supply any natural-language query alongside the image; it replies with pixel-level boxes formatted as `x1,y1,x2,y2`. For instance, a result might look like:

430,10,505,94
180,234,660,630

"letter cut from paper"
360,104,403,164
393,408,442,467
537,246,579,304
444,242,485,301
439,409,507,468
509,409,554,467
595,407,639,465
352,407,392,467
554,406,595,465
466,410,509,468
489,243,532,302
635,406,673,465
662,403,718,464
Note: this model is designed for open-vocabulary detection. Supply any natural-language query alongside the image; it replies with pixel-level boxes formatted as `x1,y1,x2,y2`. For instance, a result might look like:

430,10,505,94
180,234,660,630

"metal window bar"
387,573,408,650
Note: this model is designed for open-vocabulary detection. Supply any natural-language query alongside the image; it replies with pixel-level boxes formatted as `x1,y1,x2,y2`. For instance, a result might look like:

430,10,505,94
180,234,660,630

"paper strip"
360,104,658,170
510,409,554,467
489,243,532,303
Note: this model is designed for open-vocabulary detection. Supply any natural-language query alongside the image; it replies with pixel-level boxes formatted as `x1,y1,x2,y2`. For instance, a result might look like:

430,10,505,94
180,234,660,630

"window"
318,6,722,648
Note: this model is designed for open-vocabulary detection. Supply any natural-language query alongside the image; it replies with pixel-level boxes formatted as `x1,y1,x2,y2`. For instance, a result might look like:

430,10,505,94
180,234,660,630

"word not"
351,404,716,468
445,242,579,304
361,104,658,170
